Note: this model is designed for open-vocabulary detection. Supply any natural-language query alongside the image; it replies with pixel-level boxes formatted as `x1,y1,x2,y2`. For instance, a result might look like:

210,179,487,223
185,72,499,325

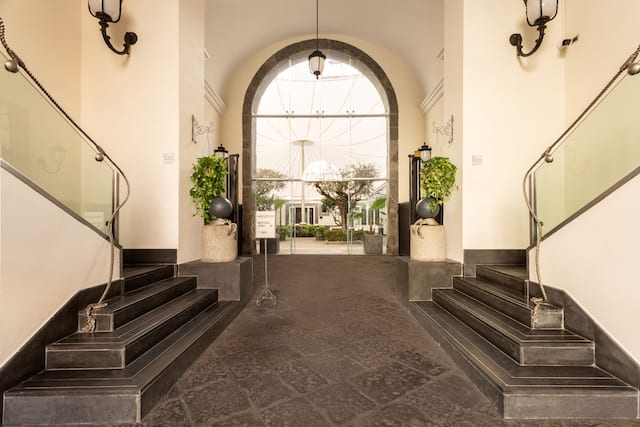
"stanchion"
256,238,277,306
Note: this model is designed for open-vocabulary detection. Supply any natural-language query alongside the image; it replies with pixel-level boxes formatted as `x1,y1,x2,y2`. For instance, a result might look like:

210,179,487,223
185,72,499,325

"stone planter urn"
202,219,237,263
363,234,383,255
410,224,446,261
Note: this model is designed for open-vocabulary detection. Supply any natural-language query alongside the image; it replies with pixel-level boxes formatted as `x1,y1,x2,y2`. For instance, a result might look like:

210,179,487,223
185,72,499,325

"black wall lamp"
88,0,138,55
509,0,559,57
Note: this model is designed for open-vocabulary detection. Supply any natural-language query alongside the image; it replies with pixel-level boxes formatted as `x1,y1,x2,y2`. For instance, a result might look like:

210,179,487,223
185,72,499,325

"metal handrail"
522,43,640,304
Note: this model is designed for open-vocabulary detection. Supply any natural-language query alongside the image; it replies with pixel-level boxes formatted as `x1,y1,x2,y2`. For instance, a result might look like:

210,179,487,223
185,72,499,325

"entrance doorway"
254,59,388,254
242,39,399,256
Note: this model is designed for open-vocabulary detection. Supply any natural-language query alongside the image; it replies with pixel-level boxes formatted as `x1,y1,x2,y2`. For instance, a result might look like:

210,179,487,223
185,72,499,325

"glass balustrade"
532,66,640,237
0,50,115,235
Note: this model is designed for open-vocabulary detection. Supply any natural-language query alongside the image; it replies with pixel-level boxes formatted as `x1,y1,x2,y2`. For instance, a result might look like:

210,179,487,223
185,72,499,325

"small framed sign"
256,211,276,239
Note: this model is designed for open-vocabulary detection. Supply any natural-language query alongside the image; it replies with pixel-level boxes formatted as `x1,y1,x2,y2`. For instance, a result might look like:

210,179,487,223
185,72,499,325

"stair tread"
479,264,528,280
49,289,217,350
411,301,634,392
457,276,528,306
9,301,239,394
98,276,196,313
122,264,172,279
434,289,590,346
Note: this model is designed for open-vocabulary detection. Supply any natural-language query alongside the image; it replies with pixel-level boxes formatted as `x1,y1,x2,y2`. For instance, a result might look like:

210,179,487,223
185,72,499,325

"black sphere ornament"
209,197,233,219
416,197,440,219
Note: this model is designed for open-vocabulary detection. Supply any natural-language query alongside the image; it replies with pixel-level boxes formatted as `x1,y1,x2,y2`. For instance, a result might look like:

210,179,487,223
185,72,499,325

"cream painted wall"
80,0,180,250
531,174,640,362
0,170,119,366
442,0,464,262
177,0,208,264
460,0,566,251
217,34,425,208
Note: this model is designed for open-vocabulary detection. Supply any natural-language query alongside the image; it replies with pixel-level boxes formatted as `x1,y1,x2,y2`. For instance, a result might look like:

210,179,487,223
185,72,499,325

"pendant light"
308,0,326,79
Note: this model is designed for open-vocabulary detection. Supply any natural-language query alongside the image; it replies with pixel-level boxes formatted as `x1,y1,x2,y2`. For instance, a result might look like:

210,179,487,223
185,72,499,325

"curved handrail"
522,43,640,304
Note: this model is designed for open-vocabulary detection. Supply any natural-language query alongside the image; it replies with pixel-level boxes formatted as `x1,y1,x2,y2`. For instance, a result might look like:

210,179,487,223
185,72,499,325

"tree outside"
256,168,287,211
312,163,380,232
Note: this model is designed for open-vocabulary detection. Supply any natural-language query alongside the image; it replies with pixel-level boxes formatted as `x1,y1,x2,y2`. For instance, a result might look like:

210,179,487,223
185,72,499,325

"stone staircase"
410,264,639,419
3,264,241,425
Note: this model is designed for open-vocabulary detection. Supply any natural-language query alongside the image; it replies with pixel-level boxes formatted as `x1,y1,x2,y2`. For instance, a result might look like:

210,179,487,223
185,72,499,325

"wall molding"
205,80,227,115
420,78,444,114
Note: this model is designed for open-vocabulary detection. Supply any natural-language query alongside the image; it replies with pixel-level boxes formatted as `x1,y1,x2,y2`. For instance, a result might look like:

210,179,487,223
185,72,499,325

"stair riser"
503,393,639,419
434,291,593,367
453,279,535,328
78,278,197,333
125,295,218,365
49,294,217,370
46,349,124,370
476,266,525,295
125,265,175,293
3,394,139,425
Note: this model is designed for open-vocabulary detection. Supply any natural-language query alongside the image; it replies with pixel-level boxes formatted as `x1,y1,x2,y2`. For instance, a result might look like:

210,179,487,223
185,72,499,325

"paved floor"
139,255,638,427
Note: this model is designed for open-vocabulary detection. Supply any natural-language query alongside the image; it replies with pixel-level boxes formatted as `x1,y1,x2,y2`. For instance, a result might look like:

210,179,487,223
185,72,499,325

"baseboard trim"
123,249,177,265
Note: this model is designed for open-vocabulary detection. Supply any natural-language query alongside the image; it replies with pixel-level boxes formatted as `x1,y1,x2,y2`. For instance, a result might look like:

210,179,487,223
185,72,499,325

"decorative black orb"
209,196,233,219
416,197,440,219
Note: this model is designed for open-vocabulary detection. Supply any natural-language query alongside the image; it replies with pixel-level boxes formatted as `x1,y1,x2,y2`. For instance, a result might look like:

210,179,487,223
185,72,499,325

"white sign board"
256,211,276,239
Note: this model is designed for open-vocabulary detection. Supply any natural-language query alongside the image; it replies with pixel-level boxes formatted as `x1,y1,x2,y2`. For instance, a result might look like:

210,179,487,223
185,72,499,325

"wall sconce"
509,0,558,57
88,0,138,55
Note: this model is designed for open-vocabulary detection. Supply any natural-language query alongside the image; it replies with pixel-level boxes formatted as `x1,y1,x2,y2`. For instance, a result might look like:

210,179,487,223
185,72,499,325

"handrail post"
528,174,537,246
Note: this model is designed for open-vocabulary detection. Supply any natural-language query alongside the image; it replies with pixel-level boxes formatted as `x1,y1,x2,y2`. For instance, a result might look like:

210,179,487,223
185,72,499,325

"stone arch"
242,38,399,255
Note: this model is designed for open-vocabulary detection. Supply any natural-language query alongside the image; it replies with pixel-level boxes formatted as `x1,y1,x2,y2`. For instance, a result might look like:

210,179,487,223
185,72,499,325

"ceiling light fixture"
308,0,326,79
88,0,138,55
509,0,558,57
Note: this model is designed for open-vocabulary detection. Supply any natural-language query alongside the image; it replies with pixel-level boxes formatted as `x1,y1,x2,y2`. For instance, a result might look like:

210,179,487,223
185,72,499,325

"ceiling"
204,0,444,103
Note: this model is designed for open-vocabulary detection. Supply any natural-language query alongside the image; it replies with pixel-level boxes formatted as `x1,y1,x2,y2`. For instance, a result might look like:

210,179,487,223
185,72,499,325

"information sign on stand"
255,211,277,306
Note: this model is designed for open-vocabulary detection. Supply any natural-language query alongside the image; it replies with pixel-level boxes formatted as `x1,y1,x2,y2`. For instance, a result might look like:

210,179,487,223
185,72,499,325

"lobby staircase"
3,264,241,425
410,264,639,420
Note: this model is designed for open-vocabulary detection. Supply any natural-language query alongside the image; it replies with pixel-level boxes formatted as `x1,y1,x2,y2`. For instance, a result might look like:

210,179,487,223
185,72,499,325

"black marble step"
410,301,638,419
453,277,563,329
475,264,527,296
3,301,240,425
78,276,197,333
46,289,218,370
122,264,175,293
432,289,594,366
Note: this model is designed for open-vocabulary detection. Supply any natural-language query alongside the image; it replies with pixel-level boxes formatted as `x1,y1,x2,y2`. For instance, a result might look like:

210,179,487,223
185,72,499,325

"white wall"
218,34,425,207
459,0,566,251
80,0,180,250
0,170,119,366
531,174,640,361
177,0,209,264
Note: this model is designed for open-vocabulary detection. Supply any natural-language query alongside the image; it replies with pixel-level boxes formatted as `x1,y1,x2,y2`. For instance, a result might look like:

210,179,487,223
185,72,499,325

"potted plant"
363,196,387,254
190,154,237,263
411,156,457,261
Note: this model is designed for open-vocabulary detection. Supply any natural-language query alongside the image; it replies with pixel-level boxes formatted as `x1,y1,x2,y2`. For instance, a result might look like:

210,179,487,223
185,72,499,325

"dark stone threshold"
463,249,526,277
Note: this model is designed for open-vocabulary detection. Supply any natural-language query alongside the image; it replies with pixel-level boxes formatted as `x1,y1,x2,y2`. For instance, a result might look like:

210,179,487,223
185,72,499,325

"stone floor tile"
307,382,376,424
237,372,294,409
301,350,368,382
141,398,191,427
208,411,266,427
350,362,428,405
422,371,487,410
220,350,273,379
388,350,449,380
353,402,433,427
276,359,329,393
175,352,230,392
182,379,250,423
260,397,330,427
286,331,334,355
261,344,303,366
311,325,366,346
337,339,392,369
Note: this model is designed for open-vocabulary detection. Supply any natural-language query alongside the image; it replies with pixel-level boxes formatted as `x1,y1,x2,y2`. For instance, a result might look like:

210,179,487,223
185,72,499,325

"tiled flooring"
138,255,638,427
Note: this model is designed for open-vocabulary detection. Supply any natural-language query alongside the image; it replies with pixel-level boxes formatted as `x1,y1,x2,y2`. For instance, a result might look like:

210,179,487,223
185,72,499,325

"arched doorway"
242,39,398,255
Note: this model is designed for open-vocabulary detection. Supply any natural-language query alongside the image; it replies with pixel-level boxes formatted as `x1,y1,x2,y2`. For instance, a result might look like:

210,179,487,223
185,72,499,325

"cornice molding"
205,80,227,115
419,78,444,114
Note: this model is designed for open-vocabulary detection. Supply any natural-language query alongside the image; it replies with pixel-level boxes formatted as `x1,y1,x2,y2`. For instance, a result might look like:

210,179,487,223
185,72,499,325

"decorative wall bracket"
432,115,454,145
192,114,213,144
